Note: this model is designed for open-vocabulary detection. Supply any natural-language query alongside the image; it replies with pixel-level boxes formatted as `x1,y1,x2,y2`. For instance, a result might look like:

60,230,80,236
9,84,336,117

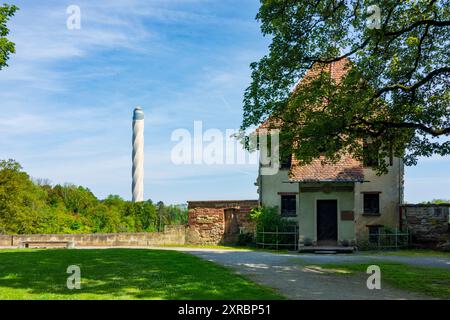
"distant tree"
242,1,450,173
421,199,450,205
0,4,18,70
52,184,97,215
0,159,186,234
0,159,47,234
156,201,165,231
141,200,158,231
165,204,188,225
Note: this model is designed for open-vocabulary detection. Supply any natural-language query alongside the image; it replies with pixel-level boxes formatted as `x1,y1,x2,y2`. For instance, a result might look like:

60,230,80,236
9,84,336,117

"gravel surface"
167,248,448,300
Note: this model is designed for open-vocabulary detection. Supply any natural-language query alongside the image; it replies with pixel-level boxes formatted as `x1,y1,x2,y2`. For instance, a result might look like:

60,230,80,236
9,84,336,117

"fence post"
395,231,398,250
377,231,381,250
262,227,265,249
294,226,297,251
276,226,278,251
408,229,411,248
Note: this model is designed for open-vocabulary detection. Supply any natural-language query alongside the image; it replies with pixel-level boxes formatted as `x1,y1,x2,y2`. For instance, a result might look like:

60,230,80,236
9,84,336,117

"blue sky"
0,0,449,204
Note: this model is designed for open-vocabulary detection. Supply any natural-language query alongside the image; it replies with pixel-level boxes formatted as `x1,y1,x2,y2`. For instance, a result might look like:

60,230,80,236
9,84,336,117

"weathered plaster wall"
259,158,403,244
298,184,355,245
260,169,298,209
0,225,187,247
354,158,404,238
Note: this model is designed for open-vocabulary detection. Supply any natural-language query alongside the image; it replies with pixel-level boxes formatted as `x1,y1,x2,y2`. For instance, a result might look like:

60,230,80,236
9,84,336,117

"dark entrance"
224,208,239,242
317,200,338,245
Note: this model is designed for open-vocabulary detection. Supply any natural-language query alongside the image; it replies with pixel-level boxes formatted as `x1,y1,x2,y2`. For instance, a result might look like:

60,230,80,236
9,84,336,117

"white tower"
132,106,144,202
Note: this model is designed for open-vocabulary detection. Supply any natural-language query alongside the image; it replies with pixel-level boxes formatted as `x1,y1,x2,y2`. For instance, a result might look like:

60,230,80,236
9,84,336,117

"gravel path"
161,248,449,300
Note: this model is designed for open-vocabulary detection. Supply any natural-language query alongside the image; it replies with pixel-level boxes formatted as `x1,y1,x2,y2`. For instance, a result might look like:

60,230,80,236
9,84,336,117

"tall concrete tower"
132,106,144,202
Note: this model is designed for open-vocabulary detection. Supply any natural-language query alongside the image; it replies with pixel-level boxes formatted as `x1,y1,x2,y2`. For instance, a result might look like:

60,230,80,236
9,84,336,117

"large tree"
0,4,17,70
242,0,449,172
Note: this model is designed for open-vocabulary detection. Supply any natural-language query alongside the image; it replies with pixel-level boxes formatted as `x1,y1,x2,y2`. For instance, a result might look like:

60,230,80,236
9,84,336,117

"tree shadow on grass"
0,249,281,300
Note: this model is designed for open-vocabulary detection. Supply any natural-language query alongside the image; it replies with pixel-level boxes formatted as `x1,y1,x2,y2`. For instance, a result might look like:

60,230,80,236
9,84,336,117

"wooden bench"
19,241,74,249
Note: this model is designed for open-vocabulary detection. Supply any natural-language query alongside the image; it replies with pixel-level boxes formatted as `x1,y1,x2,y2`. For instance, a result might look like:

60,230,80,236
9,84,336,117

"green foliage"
242,1,450,173
420,199,450,205
250,206,287,231
237,232,255,247
250,206,297,249
0,4,17,70
0,159,188,235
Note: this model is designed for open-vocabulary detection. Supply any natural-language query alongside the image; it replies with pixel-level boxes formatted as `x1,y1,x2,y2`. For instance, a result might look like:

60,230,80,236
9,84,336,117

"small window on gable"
364,193,380,214
363,141,379,167
281,195,296,217
280,153,292,170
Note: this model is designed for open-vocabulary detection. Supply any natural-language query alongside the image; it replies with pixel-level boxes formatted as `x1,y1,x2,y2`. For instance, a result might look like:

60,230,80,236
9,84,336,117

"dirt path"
166,249,440,300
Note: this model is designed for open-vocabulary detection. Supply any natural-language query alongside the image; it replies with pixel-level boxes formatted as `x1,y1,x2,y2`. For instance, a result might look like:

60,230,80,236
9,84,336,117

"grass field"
367,249,450,258
317,262,450,299
0,249,283,300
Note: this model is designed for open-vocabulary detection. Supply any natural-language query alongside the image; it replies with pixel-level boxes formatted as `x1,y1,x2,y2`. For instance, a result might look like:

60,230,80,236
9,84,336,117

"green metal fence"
369,230,411,250
255,226,299,251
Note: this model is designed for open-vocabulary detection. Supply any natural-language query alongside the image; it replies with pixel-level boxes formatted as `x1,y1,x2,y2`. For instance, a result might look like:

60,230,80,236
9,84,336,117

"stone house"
257,59,405,247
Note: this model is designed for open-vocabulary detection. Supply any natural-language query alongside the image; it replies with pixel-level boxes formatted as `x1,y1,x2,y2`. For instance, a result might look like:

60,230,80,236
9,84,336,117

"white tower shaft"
132,107,144,202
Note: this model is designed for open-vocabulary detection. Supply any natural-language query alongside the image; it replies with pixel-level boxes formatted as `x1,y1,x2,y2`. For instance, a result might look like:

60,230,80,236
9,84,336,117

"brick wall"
0,225,186,248
402,204,450,245
187,200,258,245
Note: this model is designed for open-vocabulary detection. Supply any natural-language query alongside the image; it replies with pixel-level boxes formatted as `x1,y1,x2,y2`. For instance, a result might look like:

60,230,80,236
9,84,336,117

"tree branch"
375,67,450,97
354,117,450,137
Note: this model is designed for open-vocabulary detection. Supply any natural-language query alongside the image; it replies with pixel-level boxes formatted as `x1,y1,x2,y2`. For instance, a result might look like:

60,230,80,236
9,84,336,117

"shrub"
250,206,297,249
237,232,255,247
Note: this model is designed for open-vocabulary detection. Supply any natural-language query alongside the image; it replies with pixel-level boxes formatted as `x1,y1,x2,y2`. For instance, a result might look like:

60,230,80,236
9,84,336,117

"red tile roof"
289,155,364,182
256,58,364,182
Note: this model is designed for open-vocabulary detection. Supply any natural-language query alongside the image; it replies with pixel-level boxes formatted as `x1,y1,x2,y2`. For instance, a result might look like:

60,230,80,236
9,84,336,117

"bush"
250,206,297,249
250,206,286,231
237,232,255,247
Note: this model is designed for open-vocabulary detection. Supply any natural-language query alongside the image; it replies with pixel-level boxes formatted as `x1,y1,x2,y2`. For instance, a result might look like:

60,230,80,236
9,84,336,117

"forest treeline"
0,159,188,235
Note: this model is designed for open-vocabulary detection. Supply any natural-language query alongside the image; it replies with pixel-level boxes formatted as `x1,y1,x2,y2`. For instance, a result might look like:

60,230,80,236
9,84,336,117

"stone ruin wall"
0,225,187,247
187,200,258,245
402,204,450,245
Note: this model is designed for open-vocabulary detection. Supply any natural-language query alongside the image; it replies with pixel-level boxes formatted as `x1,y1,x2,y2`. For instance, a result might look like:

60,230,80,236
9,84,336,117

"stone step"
299,246,355,254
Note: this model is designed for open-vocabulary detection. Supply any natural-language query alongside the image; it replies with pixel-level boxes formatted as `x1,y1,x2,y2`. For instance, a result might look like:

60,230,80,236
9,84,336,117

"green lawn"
365,249,450,258
317,262,450,299
154,244,252,251
0,249,283,300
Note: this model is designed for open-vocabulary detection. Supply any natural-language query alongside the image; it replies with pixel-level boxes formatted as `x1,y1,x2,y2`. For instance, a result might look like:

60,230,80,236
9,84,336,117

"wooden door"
317,200,338,244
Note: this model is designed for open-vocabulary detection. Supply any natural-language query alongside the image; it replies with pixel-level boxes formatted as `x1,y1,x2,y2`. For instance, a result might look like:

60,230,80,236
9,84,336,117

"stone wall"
0,225,187,248
187,200,258,245
402,204,450,245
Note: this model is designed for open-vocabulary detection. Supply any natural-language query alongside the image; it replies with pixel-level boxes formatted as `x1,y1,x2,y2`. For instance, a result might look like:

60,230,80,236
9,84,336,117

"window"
281,195,296,217
280,153,292,170
363,193,380,214
363,141,379,167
